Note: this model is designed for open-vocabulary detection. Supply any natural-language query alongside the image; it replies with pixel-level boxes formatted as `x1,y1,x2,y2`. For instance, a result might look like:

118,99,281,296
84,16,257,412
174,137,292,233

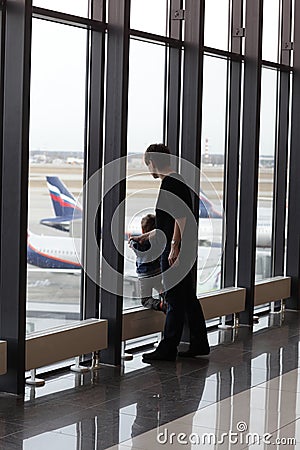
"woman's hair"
144,143,171,169
141,213,156,233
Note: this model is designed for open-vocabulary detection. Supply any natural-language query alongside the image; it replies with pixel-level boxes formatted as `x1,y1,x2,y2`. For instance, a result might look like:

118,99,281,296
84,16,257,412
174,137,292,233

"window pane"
27,19,87,333
204,0,230,51
262,0,280,62
198,55,227,295
33,0,89,17
130,0,168,36
255,68,278,282
124,39,166,310
127,39,165,154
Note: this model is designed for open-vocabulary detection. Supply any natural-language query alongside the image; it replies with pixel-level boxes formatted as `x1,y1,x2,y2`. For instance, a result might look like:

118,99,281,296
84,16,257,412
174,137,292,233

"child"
129,214,166,312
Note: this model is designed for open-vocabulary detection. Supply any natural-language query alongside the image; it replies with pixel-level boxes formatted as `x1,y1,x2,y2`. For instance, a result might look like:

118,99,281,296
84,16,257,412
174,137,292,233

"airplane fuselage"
27,232,81,269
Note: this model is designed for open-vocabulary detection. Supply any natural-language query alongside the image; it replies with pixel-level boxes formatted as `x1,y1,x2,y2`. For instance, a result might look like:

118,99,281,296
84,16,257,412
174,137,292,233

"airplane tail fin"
46,176,82,218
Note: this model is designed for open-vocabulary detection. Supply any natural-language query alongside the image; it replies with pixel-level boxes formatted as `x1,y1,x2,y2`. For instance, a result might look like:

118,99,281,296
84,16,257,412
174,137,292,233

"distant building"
201,153,224,166
127,153,144,168
259,156,274,168
30,150,84,164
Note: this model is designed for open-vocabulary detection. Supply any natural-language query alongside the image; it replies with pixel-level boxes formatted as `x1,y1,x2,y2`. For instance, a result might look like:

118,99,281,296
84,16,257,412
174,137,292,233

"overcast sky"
30,0,282,156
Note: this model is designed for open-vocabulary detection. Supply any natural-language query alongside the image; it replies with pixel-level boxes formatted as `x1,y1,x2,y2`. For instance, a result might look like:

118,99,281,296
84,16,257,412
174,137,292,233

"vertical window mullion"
222,0,243,289
100,0,130,365
180,0,204,309
272,0,292,280
81,0,105,321
0,0,32,394
286,0,300,309
166,0,182,156
180,0,204,201
237,0,263,325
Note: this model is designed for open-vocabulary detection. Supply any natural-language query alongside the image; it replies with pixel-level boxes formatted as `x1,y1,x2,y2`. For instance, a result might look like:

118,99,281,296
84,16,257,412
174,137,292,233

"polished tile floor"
1,311,300,449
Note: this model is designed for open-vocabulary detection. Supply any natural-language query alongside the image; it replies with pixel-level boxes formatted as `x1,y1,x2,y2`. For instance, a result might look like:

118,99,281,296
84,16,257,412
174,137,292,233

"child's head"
141,214,156,234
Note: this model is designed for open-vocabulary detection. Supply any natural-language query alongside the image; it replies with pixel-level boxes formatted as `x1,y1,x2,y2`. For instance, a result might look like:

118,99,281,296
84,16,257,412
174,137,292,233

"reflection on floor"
0,311,300,449
108,369,300,449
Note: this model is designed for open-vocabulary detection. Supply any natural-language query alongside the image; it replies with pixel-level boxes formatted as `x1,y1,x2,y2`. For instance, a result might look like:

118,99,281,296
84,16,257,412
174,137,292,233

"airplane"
27,228,221,299
27,230,81,270
27,218,271,271
28,186,222,270
40,176,223,233
40,176,82,232
29,177,272,270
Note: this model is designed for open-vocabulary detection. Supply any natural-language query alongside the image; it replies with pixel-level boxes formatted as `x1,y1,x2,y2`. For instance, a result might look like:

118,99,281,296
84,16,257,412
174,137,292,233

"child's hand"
130,235,142,243
131,233,148,244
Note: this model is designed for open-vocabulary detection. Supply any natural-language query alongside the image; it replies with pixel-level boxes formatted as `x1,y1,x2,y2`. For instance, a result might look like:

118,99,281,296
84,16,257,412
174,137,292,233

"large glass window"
27,19,87,333
130,0,168,36
262,0,281,62
124,38,166,310
204,0,230,51
197,55,227,295
32,0,89,17
255,67,278,281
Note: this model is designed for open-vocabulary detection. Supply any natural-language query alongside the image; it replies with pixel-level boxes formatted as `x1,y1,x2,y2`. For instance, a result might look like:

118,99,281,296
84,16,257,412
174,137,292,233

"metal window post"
237,0,263,326
81,0,105,321
166,0,183,157
222,0,243,289
0,0,32,394
286,0,300,309
271,0,292,313
179,0,204,324
99,0,130,365
180,0,204,209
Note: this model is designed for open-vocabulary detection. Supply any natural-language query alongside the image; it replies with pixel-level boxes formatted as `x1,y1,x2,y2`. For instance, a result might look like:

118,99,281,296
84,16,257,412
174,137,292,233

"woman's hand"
168,245,180,266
